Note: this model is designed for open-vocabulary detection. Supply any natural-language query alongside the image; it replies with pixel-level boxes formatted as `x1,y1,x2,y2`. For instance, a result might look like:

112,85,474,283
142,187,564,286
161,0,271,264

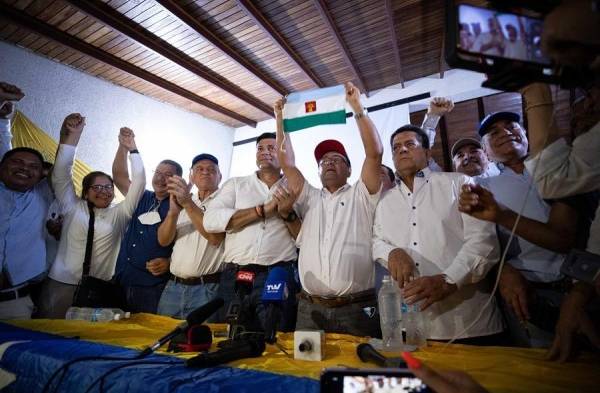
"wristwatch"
354,107,367,120
282,211,298,222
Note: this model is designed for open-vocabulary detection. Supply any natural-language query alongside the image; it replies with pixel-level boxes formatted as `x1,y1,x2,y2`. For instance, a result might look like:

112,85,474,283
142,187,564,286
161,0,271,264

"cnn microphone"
225,270,256,339
140,297,224,357
261,267,289,343
185,338,265,368
356,343,406,368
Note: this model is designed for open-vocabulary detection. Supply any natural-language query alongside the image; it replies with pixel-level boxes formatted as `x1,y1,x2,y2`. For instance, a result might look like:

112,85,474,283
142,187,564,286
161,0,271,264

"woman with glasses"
37,114,146,318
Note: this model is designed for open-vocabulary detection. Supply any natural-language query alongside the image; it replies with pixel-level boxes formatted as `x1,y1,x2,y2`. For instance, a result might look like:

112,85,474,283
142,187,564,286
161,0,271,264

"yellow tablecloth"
9,314,600,393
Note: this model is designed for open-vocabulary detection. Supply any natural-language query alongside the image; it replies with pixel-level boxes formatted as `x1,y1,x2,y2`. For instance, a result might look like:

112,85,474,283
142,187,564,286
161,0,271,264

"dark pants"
501,288,563,348
123,282,166,314
218,261,299,333
296,298,381,338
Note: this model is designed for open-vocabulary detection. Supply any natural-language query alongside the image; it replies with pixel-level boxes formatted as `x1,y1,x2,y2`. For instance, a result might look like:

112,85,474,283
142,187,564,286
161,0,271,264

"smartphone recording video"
343,375,429,393
321,368,432,393
457,4,549,65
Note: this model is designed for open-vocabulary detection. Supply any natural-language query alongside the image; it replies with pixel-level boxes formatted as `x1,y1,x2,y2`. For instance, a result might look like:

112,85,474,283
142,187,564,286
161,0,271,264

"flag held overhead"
283,85,347,133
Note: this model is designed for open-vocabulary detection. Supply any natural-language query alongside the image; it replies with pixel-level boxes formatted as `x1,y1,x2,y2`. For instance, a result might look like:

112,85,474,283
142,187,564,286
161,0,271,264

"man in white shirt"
503,23,528,61
274,82,383,337
451,137,500,179
156,154,225,320
373,125,505,344
204,133,301,333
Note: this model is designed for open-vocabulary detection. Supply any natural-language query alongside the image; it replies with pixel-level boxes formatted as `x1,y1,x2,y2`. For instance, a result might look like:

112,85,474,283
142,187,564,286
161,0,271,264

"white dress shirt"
170,192,224,278
203,173,297,265
525,122,600,255
295,180,380,296
49,145,145,284
479,166,565,282
373,168,503,340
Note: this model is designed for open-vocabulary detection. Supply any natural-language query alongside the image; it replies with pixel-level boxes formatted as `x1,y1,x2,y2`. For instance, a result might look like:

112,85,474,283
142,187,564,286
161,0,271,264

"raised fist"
118,127,137,151
60,113,85,138
427,97,454,116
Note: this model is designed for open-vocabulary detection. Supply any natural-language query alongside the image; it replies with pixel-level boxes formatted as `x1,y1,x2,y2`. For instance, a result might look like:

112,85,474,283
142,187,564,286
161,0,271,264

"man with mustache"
459,112,585,347
112,126,184,313
0,82,52,319
451,137,499,178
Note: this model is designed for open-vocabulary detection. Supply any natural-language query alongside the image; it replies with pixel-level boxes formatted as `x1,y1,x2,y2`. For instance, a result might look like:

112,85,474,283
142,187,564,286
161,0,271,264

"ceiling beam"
384,0,405,88
65,0,273,117
0,3,256,127
235,0,323,89
155,0,287,97
311,0,368,94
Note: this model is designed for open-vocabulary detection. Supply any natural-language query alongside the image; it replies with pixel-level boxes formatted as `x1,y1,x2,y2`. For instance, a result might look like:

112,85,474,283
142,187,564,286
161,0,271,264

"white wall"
232,69,499,187
0,41,235,184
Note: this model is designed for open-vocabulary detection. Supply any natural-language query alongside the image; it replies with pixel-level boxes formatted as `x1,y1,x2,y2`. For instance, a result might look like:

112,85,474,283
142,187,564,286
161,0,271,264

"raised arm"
112,127,134,196
0,82,23,154
520,83,561,156
52,113,85,209
0,103,13,157
116,129,146,218
274,97,305,197
167,176,225,246
421,97,454,149
346,82,383,194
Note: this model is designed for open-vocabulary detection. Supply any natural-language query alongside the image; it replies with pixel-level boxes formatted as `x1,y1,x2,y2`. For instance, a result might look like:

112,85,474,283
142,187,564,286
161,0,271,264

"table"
1,314,599,392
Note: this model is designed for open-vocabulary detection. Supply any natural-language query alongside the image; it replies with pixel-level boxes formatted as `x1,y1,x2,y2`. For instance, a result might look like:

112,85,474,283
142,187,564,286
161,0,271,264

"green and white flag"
283,85,347,132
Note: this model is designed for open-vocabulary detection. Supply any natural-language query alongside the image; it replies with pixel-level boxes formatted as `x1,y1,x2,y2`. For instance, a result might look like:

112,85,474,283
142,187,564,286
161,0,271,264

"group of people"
0,76,598,364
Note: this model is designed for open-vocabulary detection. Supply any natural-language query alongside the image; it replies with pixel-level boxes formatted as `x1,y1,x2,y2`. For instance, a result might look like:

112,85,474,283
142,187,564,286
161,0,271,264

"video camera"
445,0,599,91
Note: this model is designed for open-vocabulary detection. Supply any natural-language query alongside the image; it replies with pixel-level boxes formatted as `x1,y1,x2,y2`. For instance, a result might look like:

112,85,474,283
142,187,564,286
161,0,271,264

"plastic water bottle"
65,307,125,321
403,302,427,347
377,275,404,351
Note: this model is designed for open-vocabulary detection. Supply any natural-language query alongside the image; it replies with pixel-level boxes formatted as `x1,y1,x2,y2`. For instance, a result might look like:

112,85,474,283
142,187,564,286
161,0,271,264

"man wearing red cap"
274,82,383,337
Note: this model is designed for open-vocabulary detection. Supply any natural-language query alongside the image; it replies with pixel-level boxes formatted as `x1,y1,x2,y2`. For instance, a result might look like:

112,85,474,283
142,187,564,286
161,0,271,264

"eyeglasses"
89,184,114,192
319,157,347,167
153,170,175,179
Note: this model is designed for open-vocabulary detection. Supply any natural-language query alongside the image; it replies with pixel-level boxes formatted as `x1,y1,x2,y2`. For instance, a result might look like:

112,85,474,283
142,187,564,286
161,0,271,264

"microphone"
167,324,212,353
356,343,406,368
261,267,289,343
185,338,265,368
140,297,224,357
225,270,256,339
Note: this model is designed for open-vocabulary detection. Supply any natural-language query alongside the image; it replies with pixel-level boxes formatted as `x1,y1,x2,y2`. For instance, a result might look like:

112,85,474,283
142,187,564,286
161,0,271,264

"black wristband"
129,149,139,154
282,211,298,222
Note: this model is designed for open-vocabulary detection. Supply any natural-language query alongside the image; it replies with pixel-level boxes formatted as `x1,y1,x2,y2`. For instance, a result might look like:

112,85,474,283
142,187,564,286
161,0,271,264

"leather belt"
298,289,375,308
170,272,221,285
0,285,31,302
223,260,295,274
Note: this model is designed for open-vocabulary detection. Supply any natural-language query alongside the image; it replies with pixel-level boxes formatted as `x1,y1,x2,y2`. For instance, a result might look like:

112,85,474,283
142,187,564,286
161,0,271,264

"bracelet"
129,149,139,154
354,111,367,120
255,204,264,218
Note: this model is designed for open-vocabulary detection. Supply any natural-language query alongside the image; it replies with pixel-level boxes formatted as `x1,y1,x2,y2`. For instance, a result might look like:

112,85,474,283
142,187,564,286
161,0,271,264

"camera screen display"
457,4,550,64
342,375,430,393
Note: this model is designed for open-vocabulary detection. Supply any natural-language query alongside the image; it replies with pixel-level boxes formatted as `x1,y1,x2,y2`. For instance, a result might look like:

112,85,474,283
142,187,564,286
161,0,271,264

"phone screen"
457,4,550,65
343,375,429,393
321,369,432,393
